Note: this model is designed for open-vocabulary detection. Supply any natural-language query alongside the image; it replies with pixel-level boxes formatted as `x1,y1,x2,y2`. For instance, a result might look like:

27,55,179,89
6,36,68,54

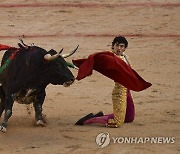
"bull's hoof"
36,120,46,127
0,125,6,133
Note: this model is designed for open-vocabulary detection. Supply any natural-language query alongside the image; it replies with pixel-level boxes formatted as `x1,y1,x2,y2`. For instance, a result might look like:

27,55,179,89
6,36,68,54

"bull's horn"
62,45,79,58
44,53,59,61
19,39,29,47
59,48,63,54
44,48,63,61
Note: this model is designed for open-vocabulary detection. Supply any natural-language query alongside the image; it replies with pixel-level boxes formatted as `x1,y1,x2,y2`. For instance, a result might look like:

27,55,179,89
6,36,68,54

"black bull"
0,44,78,132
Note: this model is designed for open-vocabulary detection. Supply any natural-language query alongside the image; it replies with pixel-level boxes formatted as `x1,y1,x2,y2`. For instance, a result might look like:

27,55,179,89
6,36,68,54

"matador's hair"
112,35,128,49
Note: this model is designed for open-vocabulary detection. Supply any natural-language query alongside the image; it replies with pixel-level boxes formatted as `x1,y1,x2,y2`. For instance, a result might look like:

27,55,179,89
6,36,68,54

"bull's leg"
0,94,14,133
33,90,46,127
0,98,5,118
0,86,5,118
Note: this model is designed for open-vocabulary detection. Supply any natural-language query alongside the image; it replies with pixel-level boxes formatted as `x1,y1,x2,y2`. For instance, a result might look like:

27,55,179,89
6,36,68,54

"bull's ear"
44,48,64,61
48,48,63,54
48,49,57,54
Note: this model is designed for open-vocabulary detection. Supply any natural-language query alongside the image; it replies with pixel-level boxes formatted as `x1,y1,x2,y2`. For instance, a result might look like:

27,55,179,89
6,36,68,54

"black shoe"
75,113,94,125
94,111,104,117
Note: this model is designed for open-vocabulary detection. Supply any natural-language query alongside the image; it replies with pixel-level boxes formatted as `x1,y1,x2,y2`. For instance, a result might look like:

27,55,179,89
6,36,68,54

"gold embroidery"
112,83,127,127
106,118,118,128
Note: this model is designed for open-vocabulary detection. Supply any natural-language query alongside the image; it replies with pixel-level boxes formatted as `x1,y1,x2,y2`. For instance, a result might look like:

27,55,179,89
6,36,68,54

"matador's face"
113,42,126,56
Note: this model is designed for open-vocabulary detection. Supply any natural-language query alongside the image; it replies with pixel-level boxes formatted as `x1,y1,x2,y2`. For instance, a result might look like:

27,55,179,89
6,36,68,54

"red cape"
0,44,19,59
72,51,152,92
0,44,16,51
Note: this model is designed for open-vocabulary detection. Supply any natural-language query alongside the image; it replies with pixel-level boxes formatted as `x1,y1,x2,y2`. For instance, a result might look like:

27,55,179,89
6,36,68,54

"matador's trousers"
112,83,135,127
83,83,135,127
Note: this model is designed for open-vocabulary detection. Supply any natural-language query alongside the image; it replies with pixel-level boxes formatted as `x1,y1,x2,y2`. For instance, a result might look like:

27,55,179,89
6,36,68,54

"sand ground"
0,0,179,154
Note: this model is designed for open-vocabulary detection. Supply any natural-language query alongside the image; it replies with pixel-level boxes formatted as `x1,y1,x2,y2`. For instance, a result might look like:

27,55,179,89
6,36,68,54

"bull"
0,41,78,132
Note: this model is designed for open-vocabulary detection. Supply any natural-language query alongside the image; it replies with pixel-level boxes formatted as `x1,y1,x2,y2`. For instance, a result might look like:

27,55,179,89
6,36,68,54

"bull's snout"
63,77,75,87
70,77,75,83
